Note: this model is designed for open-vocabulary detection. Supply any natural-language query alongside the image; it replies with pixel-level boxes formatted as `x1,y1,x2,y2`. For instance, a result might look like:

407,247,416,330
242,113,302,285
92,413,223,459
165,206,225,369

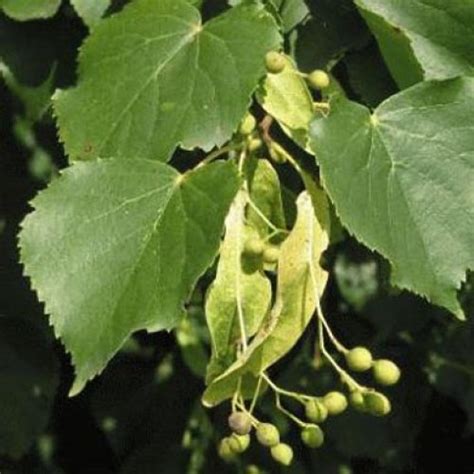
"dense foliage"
0,0,473,473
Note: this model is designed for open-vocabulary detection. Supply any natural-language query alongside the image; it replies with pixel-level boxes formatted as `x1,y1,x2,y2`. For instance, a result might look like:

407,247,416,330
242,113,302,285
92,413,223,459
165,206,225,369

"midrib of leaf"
207,190,249,357
233,192,247,348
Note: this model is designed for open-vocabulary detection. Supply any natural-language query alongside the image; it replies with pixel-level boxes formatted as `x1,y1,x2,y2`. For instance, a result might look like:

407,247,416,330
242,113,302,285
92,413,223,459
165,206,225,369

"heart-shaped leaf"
310,78,474,318
54,0,281,161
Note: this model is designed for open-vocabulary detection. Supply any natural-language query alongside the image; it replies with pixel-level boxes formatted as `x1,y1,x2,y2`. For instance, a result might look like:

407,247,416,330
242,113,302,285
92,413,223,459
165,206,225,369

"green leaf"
354,8,423,89
267,0,310,33
205,190,271,379
257,55,314,151
0,317,58,458
309,78,474,318
19,159,239,395
0,0,61,21
54,0,281,161
356,0,474,86
203,188,329,406
70,0,111,28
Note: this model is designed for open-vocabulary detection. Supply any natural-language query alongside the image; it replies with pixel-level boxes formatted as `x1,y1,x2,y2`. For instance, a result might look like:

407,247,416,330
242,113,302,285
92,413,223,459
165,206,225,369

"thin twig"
196,144,240,169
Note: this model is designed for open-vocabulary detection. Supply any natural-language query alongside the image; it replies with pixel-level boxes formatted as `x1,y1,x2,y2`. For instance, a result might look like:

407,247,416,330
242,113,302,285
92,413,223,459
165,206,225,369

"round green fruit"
218,437,236,462
372,359,401,386
323,391,348,416
239,113,257,135
307,70,330,90
263,245,280,264
265,51,286,74
345,346,373,372
248,137,263,152
243,238,265,258
228,411,252,436
256,423,280,447
364,391,391,416
349,391,366,412
245,466,262,474
270,443,294,466
301,425,324,448
229,434,250,454
305,399,328,423
269,142,290,164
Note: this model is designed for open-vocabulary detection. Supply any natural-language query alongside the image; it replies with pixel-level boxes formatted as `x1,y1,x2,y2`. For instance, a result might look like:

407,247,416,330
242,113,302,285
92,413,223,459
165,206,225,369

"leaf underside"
310,78,474,318
356,0,474,87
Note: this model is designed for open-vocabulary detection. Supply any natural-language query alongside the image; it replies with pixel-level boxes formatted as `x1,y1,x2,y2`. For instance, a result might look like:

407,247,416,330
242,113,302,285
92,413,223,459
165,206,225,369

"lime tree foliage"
0,0,473,471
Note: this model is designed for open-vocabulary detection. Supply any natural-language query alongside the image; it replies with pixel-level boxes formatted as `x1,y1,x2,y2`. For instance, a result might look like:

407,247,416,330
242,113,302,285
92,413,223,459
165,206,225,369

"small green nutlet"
307,69,330,90
263,245,279,264
372,359,401,386
243,238,265,258
346,346,373,372
349,391,366,412
248,137,263,152
239,113,257,135
364,391,391,416
265,51,286,74
301,425,324,448
228,411,252,436
218,437,236,462
305,399,328,423
269,141,291,164
228,434,251,454
245,465,262,474
323,391,348,416
256,422,280,447
271,443,294,466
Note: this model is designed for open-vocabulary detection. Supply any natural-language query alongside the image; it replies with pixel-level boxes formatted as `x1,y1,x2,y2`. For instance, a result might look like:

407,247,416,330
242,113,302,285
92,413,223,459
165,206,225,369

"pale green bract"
257,55,314,151
0,0,60,20
20,159,239,395
356,0,474,87
247,159,286,238
310,78,474,318
205,190,271,380
203,188,330,406
70,0,111,28
54,0,281,161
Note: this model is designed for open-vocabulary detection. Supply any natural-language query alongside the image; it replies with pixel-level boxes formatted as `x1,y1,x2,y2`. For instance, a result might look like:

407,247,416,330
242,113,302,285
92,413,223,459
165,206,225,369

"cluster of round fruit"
220,408,330,466
219,412,296,466
265,50,330,90
243,237,280,266
238,112,263,153
218,349,400,466
238,111,291,165
304,350,400,418
344,346,401,415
